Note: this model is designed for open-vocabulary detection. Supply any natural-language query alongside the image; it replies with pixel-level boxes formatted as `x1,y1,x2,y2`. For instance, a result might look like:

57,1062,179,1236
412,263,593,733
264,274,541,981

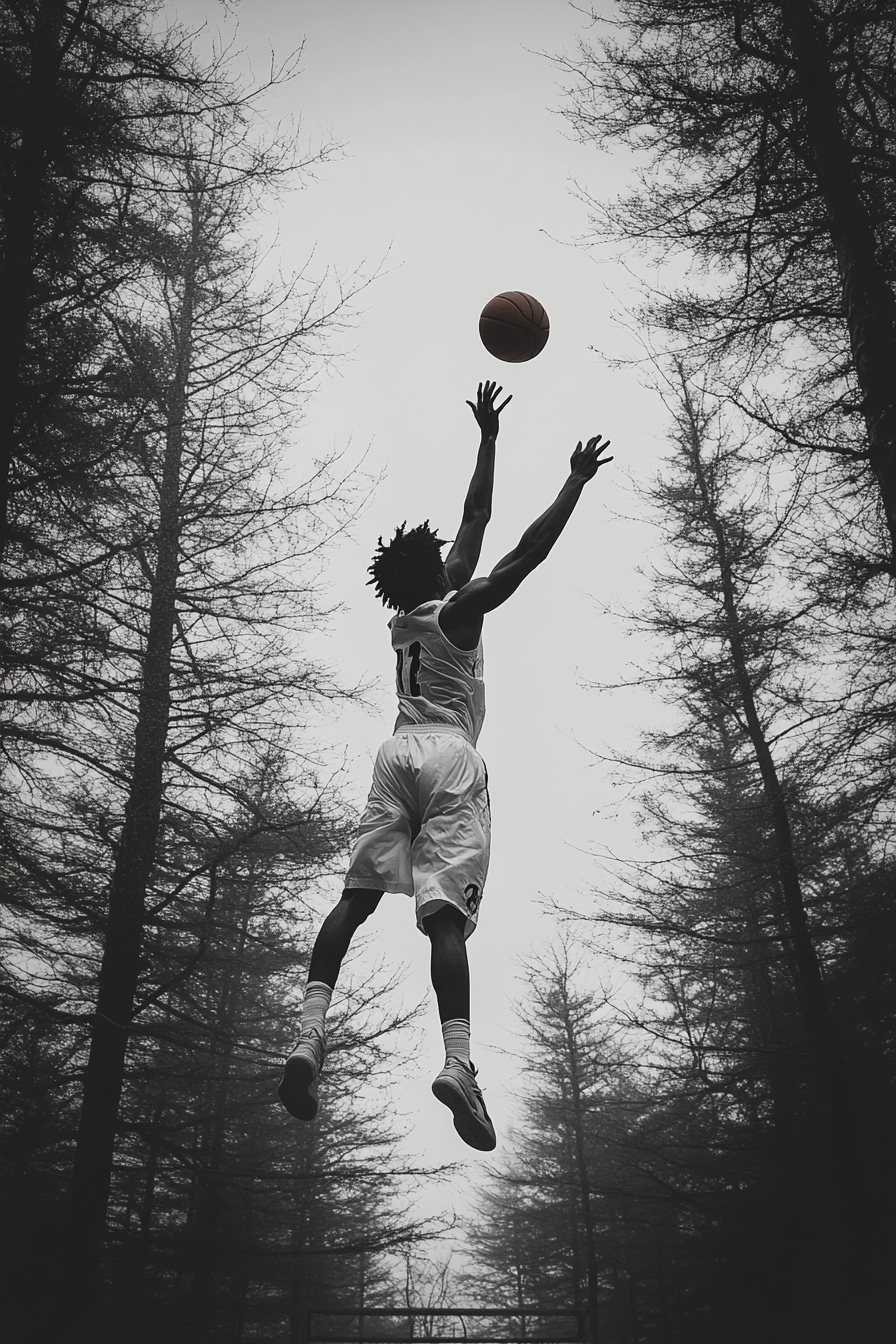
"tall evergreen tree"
0,0,227,560
558,0,896,570
468,948,634,1342
55,108,358,1331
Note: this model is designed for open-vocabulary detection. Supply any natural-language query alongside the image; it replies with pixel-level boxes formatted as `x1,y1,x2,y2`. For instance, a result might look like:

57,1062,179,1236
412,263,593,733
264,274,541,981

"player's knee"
341,888,382,925
422,902,466,940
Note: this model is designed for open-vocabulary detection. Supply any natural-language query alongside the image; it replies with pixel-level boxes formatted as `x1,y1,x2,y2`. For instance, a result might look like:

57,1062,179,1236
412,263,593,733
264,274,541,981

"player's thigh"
345,740,418,895
414,786,490,891
413,739,491,923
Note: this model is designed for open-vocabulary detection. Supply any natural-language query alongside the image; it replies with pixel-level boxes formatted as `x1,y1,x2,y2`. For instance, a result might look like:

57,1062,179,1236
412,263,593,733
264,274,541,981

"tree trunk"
684,398,856,1149
289,1153,314,1344
0,0,74,558
559,1001,600,1344
780,0,896,566
564,1160,585,1342
135,1110,162,1344
60,232,197,1339
190,881,250,1342
714,713,801,1139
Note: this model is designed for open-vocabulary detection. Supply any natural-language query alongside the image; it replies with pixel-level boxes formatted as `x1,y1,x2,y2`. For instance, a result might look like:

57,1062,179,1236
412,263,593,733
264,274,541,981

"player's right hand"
570,435,613,480
467,379,512,439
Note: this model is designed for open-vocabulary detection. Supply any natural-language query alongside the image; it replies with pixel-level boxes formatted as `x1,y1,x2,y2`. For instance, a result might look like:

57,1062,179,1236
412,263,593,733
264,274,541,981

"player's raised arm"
443,380,512,589
440,435,612,644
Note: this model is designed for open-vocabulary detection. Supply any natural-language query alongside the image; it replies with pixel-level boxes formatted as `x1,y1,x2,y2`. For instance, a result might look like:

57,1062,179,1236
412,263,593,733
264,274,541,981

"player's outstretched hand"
570,435,613,481
467,379,512,440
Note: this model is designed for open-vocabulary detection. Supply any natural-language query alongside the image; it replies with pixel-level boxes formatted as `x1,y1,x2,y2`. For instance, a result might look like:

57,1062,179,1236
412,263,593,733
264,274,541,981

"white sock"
441,1017,471,1066
298,981,332,1043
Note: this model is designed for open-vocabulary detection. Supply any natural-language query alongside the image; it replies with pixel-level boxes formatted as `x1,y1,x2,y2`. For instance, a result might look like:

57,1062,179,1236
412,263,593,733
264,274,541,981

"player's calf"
279,890,384,1121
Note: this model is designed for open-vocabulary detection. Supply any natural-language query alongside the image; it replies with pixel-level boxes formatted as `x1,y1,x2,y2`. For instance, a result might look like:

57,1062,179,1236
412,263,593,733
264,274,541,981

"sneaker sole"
432,1075,496,1151
278,1054,319,1121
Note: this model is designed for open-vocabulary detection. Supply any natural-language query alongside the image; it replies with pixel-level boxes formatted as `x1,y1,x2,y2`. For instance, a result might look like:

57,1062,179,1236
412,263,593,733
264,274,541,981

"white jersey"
390,593,485,746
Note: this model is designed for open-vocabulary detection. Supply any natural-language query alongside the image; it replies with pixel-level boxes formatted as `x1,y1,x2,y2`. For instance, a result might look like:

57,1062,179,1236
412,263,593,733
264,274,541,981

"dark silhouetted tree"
559,0,896,571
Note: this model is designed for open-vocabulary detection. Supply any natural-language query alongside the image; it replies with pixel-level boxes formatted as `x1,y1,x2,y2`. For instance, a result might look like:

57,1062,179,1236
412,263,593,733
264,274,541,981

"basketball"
479,291,550,363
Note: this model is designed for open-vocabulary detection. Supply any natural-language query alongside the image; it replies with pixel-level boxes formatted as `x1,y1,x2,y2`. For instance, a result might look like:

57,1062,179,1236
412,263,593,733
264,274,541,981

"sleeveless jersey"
390,593,485,746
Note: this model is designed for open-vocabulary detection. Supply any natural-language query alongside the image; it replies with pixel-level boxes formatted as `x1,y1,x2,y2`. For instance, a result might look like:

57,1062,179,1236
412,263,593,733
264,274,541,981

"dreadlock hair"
367,520,449,612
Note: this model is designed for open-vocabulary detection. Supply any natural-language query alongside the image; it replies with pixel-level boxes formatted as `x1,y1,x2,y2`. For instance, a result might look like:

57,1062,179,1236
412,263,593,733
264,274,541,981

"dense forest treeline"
1,2,894,1343
468,376,894,1343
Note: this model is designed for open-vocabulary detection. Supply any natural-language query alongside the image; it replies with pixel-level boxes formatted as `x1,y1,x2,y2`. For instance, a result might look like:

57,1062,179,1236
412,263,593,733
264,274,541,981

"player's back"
390,595,485,746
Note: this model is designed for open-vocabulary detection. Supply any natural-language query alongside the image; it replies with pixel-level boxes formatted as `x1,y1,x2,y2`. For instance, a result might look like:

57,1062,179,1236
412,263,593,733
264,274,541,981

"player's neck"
402,593,440,613
402,580,448,613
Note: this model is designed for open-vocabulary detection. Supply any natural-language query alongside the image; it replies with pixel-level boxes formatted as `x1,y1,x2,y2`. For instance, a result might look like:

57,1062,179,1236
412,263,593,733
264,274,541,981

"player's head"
368,520,449,612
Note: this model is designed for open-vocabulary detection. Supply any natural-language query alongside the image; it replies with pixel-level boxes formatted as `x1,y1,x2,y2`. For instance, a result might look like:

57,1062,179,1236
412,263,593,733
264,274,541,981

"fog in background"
171,0,666,1204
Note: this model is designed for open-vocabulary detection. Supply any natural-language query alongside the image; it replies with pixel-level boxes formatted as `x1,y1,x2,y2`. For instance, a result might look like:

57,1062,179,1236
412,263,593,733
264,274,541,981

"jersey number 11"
396,641,422,697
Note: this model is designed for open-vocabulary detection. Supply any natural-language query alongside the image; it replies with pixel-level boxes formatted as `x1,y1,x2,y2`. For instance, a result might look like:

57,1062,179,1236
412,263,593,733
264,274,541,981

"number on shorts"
396,641,422,696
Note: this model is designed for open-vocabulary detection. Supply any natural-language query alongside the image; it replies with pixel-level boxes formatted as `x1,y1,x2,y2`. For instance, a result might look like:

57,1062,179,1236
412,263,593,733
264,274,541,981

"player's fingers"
466,401,477,413
595,455,614,467
497,395,512,413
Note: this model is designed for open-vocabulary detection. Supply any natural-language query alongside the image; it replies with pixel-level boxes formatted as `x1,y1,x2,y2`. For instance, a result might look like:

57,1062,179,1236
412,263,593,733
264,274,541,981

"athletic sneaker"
431,1057,496,1151
278,1033,324,1121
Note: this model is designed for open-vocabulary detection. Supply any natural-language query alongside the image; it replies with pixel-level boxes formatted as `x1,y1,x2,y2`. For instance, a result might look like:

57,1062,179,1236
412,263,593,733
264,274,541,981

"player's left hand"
467,380,512,439
570,435,613,481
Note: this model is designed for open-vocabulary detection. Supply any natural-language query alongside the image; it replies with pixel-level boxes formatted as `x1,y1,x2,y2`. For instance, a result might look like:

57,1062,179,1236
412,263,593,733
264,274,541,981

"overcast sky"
171,0,670,1224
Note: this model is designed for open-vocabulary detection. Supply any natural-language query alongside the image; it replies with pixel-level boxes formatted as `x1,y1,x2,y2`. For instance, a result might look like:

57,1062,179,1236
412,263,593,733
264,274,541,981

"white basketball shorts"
344,727,490,937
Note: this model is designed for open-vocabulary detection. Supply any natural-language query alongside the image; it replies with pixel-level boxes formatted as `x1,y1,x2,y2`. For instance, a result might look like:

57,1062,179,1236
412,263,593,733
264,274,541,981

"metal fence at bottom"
307,1306,586,1344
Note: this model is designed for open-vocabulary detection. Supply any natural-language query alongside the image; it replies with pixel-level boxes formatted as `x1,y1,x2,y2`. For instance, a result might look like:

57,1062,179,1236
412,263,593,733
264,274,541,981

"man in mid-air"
279,381,611,1149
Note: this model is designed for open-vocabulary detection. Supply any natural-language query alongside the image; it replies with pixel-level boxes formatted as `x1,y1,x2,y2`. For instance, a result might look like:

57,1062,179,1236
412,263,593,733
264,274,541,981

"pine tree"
469,947,636,1343
558,0,896,570
0,0,233,559
54,108,360,1331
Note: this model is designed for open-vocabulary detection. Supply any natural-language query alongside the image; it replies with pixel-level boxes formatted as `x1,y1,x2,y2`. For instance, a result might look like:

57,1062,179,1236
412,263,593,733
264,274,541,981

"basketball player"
279,381,612,1149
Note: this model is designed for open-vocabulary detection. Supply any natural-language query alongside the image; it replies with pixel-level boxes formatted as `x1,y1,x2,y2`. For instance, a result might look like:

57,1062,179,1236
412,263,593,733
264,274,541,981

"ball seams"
478,291,549,363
